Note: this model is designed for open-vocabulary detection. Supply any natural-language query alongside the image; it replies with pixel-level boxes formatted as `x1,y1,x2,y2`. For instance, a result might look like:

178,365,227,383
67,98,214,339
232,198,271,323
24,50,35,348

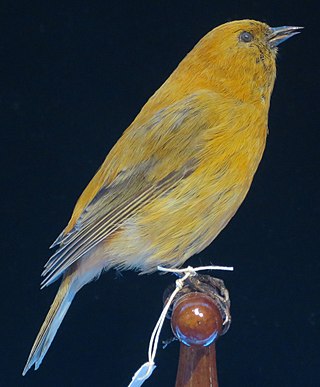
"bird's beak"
268,26,303,48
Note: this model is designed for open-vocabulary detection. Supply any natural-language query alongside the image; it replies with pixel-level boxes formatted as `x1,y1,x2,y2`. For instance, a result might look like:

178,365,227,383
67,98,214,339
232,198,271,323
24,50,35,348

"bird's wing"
41,91,219,287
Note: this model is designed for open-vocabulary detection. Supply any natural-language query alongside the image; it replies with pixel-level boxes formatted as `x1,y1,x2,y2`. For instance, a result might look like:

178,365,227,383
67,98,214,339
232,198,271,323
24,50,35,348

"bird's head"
182,20,302,103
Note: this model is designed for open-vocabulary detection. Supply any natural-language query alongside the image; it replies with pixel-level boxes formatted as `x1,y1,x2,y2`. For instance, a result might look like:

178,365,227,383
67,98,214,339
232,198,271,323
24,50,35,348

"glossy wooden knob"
171,292,223,346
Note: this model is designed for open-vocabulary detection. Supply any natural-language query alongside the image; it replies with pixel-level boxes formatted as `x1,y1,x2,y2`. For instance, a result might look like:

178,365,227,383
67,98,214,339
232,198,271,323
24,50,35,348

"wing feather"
40,162,195,288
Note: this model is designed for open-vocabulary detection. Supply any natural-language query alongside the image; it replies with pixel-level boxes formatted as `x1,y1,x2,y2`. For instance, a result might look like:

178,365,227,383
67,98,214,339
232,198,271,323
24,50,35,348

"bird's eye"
239,31,253,43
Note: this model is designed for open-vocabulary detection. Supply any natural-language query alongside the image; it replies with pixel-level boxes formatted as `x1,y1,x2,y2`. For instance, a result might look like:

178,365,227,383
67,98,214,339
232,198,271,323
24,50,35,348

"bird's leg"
163,271,231,334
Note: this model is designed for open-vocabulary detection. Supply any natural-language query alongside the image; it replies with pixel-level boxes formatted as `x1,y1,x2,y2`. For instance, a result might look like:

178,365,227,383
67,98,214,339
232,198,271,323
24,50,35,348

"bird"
23,19,302,375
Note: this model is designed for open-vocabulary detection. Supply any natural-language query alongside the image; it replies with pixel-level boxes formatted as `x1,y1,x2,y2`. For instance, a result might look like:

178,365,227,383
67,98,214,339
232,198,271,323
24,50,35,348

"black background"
2,1,319,386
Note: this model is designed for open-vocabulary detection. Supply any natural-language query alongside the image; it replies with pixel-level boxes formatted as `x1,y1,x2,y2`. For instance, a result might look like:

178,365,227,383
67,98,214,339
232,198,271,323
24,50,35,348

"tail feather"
22,275,76,375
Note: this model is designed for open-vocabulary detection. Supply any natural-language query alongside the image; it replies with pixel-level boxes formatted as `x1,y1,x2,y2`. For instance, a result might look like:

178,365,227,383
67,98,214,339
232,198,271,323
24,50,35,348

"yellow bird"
23,19,301,375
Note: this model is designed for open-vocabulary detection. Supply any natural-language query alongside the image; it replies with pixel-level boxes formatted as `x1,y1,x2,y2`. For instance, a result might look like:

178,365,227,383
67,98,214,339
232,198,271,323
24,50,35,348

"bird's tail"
22,273,77,375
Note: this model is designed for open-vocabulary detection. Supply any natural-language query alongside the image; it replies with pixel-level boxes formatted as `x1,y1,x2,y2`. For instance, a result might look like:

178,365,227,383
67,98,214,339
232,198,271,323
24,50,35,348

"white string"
158,264,234,273
128,264,233,387
148,271,191,363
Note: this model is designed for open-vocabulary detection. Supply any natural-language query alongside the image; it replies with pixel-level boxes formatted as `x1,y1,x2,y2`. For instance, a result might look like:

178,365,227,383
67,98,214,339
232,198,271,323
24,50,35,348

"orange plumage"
23,19,301,374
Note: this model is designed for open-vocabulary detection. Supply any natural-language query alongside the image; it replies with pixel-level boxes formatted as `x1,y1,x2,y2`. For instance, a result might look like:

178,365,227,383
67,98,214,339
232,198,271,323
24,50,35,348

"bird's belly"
104,164,255,273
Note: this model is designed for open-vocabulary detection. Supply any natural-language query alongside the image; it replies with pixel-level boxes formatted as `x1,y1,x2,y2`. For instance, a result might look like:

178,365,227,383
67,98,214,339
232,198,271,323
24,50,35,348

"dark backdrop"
2,1,319,386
